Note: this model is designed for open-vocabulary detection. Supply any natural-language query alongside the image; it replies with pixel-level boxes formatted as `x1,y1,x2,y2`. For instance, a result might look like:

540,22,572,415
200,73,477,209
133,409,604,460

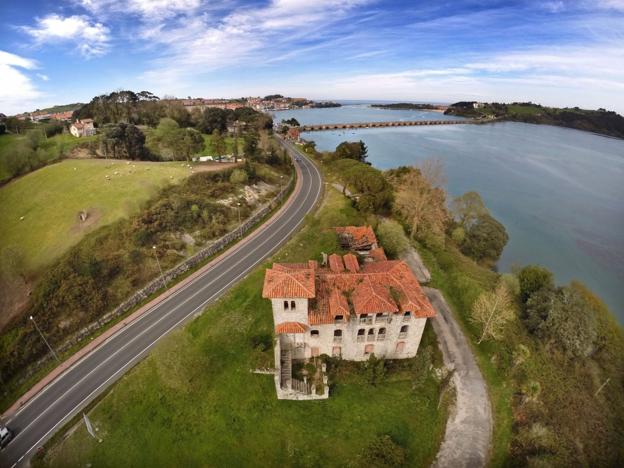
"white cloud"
0,50,43,115
37,73,50,81
21,14,110,58
321,44,624,112
139,0,370,88
78,0,202,21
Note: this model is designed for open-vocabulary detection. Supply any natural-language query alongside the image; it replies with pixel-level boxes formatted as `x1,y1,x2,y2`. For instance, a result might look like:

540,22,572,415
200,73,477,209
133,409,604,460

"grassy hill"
445,102,624,138
0,159,193,275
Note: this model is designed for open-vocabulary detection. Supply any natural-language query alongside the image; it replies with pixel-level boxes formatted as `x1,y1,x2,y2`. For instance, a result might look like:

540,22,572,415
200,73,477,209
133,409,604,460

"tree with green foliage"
518,265,554,304
524,286,556,333
460,214,509,264
376,219,409,257
470,282,514,343
541,285,598,358
281,118,300,126
360,435,407,468
334,140,368,162
229,168,248,185
211,129,226,161
100,123,148,160
199,107,228,134
177,128,204,161
243,132,258,159
332,159,393,214
451,191,489,227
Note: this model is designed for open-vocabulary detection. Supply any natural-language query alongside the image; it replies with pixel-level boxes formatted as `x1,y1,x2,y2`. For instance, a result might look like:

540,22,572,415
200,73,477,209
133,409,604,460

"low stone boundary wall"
20,175,295,384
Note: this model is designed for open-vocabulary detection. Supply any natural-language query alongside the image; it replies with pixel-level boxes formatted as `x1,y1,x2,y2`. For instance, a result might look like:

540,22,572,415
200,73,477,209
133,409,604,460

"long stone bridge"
300,119,475,132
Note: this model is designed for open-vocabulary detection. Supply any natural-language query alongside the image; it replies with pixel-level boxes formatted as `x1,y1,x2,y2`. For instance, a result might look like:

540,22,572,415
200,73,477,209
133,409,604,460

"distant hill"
32,103,84,114
371,103,446,111
445,102,624,139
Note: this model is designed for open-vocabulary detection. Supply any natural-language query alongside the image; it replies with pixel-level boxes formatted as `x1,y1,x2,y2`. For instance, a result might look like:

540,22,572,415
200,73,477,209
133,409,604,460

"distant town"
14,95,341,122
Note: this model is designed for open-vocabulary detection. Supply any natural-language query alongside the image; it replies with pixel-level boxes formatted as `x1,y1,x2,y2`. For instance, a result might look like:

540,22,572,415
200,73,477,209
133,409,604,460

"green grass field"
0,159,193,274
37,187,448,468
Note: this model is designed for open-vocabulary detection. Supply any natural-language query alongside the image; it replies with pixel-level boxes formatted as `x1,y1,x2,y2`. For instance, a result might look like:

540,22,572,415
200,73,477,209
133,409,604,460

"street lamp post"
152,245,167,289
30,315,60,363
237,202,241,224
280,175,284,193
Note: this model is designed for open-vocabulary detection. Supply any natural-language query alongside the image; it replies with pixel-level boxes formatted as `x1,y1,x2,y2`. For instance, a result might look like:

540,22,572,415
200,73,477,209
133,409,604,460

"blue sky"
1,0,623,114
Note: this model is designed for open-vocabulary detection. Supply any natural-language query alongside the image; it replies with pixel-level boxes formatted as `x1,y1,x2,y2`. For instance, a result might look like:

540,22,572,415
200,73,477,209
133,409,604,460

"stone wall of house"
271,295,428,362
271,298,309,325
19,175,295,385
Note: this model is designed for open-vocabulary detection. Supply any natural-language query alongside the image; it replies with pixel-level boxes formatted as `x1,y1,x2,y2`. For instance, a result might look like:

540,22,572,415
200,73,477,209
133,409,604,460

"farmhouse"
70,119,96,137
262,227,435,399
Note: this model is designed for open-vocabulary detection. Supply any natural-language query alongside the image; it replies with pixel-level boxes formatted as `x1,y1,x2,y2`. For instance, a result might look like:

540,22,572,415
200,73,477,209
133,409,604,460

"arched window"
357,328,365,342
403,311,411,322
334,329,342,337
335,315,344,324
377,328,386,341
283,301,289,310
399,325,408,338
333,329,342,342
291,300,296,310
367,328,375,342
311,330,319,338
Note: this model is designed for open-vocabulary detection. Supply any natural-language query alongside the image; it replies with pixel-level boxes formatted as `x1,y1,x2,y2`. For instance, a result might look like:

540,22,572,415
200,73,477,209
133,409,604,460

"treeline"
0,161,289,389
445,101,624,139
371,103,439,110
73,90,272,131
0,121,86,184
71,90,274,162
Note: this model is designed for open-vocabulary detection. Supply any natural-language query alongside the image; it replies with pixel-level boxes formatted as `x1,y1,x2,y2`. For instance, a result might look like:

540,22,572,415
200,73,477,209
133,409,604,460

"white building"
70,119,96,137
262,228,436,399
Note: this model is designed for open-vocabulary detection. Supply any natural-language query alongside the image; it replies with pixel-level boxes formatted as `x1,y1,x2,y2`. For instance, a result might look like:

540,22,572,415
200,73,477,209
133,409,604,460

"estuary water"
275,105,624,322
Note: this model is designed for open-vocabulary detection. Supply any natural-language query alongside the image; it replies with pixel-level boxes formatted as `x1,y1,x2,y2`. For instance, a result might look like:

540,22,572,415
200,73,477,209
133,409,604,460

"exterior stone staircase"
280,347,292,389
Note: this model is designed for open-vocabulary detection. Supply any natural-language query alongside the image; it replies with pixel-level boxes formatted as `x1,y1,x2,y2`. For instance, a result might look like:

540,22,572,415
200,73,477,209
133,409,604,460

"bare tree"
471,282,514,344
393,159,449,246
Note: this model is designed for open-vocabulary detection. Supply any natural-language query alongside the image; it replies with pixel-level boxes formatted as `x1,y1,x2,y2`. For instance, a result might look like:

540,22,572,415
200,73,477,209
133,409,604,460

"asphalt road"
0,140,322,468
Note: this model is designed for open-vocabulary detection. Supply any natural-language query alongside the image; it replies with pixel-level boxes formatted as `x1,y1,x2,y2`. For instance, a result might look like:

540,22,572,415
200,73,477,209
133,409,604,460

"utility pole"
30,315,60,363
152,245,167,289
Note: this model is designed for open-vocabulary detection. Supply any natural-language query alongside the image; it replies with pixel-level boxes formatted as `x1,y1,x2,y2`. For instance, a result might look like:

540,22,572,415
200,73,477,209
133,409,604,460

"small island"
371,103,447,111
444,101,624,139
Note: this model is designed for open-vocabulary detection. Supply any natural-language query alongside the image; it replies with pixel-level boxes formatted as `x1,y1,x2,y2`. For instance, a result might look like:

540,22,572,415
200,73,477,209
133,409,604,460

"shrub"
360,435,407,467
229,168,249,185
376,219,409,257
518,265,554,304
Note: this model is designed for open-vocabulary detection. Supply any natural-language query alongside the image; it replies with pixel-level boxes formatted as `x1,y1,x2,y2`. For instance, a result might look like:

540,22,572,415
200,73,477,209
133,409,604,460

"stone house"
70,119,96,137
262,228,435,399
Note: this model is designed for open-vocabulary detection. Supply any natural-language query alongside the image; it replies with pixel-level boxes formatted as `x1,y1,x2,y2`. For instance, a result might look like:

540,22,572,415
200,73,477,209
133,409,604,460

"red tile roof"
275,322,308,334
262,267,315,299
328,253,345,272
264,254,435,326
343,253,360,272
369,247,387,262
334,226,378,250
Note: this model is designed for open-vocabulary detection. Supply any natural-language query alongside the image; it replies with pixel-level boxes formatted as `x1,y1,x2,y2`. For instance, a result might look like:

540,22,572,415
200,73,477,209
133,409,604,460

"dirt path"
402,250,492,468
